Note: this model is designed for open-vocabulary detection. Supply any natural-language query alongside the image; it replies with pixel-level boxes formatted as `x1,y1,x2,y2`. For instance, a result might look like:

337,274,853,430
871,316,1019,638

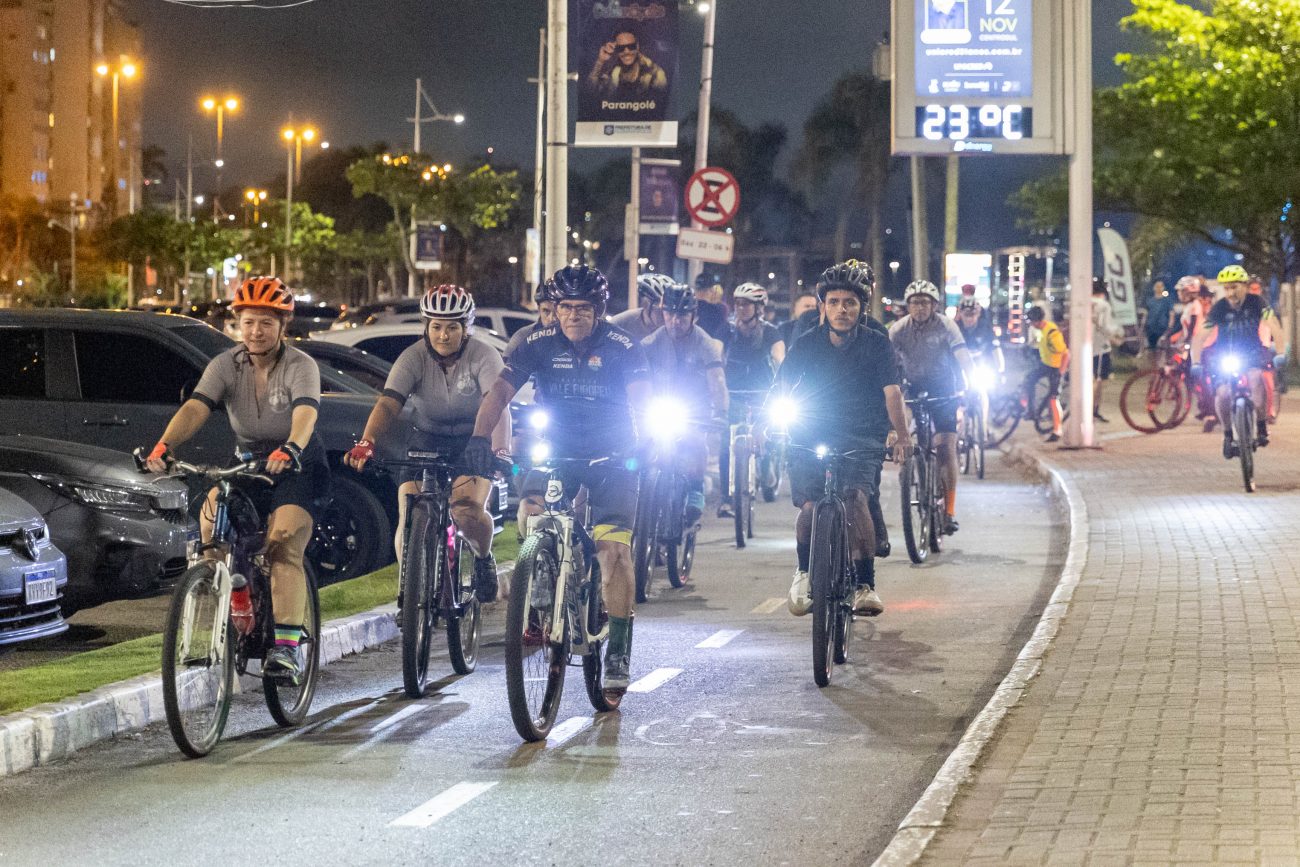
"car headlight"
971,366,997,392
645,396,688,441
1219,354,1242,376
528,409,549,432
30,474,155,513
767,396,800,428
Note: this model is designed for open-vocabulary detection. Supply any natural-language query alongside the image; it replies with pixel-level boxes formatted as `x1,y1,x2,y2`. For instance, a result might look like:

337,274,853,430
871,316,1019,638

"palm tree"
796,72,895,314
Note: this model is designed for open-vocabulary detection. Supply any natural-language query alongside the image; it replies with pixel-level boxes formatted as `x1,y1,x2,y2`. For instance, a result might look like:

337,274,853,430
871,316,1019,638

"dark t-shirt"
958,311,1000,358
1205,294,1271,354
781,307,887,348
502,321,649,458
775,324,901,449
722,320,782,393
696,300,729,341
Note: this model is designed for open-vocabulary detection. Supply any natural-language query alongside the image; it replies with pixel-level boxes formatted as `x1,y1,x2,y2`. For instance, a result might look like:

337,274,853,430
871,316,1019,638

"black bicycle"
506,456,622,741
901,392,959,564
958,392,987,480
139,454,321,758
378,451,512,697
1216,354,1264,493
633,460,695,603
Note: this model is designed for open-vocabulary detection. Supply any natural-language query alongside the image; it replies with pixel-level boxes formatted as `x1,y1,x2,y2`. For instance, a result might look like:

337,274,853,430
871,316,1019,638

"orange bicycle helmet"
232,276,295,314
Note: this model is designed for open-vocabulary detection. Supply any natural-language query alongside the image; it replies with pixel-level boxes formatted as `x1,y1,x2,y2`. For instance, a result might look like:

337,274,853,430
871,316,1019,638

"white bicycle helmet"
905,280,943,304
420,284,476,326
957,296,981,312
733,282,769,305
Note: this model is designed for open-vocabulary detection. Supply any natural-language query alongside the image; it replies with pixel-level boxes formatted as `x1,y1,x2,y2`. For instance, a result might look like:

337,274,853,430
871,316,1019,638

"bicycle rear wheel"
959,414,974,475
675,526,698,585
745,452,756,539
582,560,621,712
1119,371,1163,433
733,437,750,549
986,392,1022,446
445,536,481,675
974,406,987,479
505,532,566,741
400,502,438,698
632,469,661,604
1234,397,1256,493
900,455,930,564
162,561,235,758
809,501,845,687
264,565,321,727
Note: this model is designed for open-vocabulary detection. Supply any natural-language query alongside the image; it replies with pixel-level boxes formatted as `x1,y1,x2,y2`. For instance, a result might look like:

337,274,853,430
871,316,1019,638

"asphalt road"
0,456,1064,865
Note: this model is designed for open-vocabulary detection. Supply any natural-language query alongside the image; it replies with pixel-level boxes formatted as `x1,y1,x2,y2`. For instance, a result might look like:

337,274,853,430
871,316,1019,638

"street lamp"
95,58,139,218
244,188,268,224
200,94,239,219
281,125,322,279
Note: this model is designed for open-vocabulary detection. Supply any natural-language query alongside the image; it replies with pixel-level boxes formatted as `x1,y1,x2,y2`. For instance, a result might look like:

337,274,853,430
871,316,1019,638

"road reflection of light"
885,598,943,612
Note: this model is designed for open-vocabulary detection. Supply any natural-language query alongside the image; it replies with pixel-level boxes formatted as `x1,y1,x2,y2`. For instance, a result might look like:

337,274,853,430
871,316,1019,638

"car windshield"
170,322,375,394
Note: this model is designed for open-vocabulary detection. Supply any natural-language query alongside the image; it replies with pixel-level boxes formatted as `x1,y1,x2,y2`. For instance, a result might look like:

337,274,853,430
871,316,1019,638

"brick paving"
919,399,1300,865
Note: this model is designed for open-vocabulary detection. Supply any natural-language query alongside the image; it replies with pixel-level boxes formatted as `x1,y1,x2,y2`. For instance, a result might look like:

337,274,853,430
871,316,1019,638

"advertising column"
575,0,679,147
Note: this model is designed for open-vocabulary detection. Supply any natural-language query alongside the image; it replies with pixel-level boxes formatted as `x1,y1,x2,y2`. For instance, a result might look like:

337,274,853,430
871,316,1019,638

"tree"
1015,0,1300,280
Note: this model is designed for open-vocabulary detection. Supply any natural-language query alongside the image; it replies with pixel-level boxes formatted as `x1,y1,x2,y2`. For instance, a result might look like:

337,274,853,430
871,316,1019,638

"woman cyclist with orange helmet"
144,276,328,683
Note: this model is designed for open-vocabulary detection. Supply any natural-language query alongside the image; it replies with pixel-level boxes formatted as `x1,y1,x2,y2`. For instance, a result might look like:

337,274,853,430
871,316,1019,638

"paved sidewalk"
914,405,1300,864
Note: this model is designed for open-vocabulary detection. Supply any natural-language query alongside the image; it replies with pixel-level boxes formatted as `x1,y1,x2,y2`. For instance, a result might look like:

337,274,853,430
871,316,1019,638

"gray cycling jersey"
192,344,321,448
641,324,723,416
504,321,540,362
608,308,658,343
888,313,966,394
381,334,504,437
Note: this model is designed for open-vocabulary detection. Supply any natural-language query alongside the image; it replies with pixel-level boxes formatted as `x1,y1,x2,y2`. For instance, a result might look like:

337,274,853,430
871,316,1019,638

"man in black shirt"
773,262,911,619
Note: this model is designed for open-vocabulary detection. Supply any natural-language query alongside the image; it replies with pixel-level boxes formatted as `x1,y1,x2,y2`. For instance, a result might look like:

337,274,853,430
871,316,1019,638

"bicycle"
633,457,696,604
1119,346,1193,433
505,456,623,741
1217,354,1264,493
727,392,768,548
901,392,958,564
140,454,321,758
377,450,512,698
791,444,882,687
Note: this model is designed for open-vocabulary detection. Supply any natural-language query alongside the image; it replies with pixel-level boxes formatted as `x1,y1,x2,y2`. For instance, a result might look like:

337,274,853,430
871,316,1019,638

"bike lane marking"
750,598,785,614
695,629,744,649
546,715,594,746
230,697,387,763
389,781,498,829
627,667,683,693
336,704,431,762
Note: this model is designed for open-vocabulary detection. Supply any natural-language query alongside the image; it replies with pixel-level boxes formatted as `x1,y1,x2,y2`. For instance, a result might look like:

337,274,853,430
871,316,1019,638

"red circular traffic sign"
684,167,741,228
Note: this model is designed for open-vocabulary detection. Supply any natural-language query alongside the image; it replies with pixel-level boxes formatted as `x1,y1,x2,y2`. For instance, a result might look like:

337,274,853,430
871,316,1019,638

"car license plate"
24,569,57,606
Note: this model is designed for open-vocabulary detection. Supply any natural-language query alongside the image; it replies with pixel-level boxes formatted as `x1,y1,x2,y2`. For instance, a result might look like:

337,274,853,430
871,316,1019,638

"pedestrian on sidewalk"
1091,279,1123,423
1025,305,1068,442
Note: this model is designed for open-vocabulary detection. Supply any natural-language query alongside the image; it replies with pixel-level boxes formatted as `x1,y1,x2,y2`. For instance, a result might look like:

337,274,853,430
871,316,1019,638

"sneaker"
473,554,499,603
1257,421,1270,448
853,586,884,616
264,645,302,685
876,539,892,559
683,490,705,526
1223,434,1238,459
1046,432,1061,443
787,569,812,616
716,500,734,519
1202,417,1218,433
603,647,630,692
943,515,959,535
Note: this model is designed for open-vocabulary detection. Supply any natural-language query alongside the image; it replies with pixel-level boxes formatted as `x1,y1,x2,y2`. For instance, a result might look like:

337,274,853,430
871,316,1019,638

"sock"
688,477,704,495
945,489,956,517
607,616,631,658
797,541,810,572
274,624,302,647
854,558,874,589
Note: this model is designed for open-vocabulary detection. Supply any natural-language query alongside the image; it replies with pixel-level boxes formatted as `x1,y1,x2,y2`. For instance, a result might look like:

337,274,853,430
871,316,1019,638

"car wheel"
307,474,392,586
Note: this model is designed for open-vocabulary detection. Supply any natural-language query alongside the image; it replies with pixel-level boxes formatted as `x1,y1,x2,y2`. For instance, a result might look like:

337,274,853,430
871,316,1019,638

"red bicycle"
1119,346,1206,433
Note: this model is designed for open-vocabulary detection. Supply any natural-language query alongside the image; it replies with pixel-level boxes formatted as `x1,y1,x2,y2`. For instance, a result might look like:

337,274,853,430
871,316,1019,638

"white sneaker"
853,586,884,616
787,570,812,616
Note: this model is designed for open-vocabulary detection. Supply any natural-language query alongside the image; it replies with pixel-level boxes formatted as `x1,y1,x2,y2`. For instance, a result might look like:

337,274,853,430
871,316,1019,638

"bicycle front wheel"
633,469,661,604
809,501,845,688
974,406,987,479
505,532,566,741
445,536,481,675
582,559,621,713
959,413,974,475
264,564,321,727
745,453,756,539
1234,397,1256,493
400,502,438,698
900,455,930,564
162,561,235,758
733,437,750,549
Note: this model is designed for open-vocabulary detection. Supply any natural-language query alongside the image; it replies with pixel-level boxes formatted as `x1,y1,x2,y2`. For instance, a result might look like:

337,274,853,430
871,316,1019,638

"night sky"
127,0,1137,250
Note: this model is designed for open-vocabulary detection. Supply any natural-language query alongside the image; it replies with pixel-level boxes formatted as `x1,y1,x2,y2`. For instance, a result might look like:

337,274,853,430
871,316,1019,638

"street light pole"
284,131,295,281
201,95,239,221
544,0,568,278
1064,0,1095,447
406,79,464,296
530,27,547,300
686,0,717,288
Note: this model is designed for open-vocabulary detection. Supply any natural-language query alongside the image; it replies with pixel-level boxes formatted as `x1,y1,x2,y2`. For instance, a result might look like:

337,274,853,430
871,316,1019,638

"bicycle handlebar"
132,448,275,485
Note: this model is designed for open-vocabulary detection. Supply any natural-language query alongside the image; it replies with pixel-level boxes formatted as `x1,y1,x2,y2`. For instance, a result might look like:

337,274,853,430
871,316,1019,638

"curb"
0,561,513,780
871,445,1090,867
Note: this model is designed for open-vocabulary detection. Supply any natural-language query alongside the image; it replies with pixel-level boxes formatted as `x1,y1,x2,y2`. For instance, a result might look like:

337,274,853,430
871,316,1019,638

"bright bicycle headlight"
529,442,551,464
1219,354,1243,376
645,396,689,442
528,409,549,432
971,366,997,392
767,396,800,428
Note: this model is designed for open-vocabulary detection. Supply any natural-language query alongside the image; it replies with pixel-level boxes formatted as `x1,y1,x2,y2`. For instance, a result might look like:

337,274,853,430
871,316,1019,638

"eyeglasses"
557,304,596,319
615,42,639,52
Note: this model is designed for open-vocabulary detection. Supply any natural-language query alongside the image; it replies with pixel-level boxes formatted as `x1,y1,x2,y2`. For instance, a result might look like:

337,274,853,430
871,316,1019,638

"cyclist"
1247,276,1286,421
777,292,819,348
889,280,975,534
1024,305,1069,442
1167,278,1216,426
344,285,511,604
465,265,651,698
955,296,1004,372
641,282,729,525
776,261,911,618
1193,264,1285,456
145,276,329,683
717,282,784,518
504,282,559,362
608,273,670,343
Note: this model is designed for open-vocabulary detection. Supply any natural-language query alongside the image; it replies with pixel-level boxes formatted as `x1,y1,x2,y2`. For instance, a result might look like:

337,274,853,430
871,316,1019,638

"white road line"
627,667,683,693
337,704,432,762
389,782,498,829
546,715,594,746
369,704,426,733
231,697,385,763
695,629,744,649
751,598,785,614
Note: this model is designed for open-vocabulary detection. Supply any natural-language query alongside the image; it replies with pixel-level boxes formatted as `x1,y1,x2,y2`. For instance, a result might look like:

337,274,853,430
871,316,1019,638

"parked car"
312,321,509,362
293,338,392,392
0,435,188,613
0,485,68,645
330,301,536,338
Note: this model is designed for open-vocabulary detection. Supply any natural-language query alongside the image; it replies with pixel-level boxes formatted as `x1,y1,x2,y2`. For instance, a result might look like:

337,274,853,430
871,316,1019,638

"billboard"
575,0,679,147
639,164,679,234
944,252,992,310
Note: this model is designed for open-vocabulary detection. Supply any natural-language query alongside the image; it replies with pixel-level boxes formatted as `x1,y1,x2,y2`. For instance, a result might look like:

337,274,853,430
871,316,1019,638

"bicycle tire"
677,526,698,585
664,473,687,588
733,437,749,549
1033,387,1057,435
162,561,235,759
400,502,437,698
900,455,929,564
582,559,621,712
745,452,756,539
975,407,987,480
1164,374,1192,430
632,468,661,604
1119,371,1164,434
445,536,481,675
959,413,973,475
264,565,321,727
929,471,945,554
1234,397,1256,493
505,532,566,741
986,392,1022,446
809,501,844,687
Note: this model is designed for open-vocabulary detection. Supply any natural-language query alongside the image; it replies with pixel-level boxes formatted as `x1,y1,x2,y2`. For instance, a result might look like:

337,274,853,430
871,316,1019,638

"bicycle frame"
526,461,606,651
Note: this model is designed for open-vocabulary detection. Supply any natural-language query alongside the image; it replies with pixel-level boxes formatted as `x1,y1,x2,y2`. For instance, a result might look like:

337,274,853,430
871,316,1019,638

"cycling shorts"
788,449,884,510
904,386,960,435
520,463,640,545
231,436,331,522
398,431,470,487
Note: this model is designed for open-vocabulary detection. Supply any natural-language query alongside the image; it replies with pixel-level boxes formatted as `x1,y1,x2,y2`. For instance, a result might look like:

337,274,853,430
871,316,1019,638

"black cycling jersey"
781,307,888,348
957,312,1000,358
502,321,649,458
722,319,782,393
1206,294,1272,355
775,323,900,449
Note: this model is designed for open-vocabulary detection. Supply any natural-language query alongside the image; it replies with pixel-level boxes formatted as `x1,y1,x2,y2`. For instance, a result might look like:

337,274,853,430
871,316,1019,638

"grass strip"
0,532,519,715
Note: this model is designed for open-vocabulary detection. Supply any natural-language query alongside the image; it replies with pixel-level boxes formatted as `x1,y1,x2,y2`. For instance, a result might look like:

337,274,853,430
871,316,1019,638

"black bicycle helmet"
550,264,610,317
816,259,874,306
662,282,698,315
636,273,673,305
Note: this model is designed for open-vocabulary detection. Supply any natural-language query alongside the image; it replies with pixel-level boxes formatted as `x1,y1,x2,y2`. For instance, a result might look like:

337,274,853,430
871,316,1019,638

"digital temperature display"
915,104,1032,141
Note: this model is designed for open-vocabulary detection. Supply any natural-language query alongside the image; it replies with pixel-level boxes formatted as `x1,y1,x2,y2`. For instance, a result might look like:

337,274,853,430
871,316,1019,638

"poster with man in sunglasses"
576,0,678,147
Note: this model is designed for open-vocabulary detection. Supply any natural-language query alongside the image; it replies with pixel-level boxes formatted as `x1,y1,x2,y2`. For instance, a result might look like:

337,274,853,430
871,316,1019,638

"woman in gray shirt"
345,285,511,603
